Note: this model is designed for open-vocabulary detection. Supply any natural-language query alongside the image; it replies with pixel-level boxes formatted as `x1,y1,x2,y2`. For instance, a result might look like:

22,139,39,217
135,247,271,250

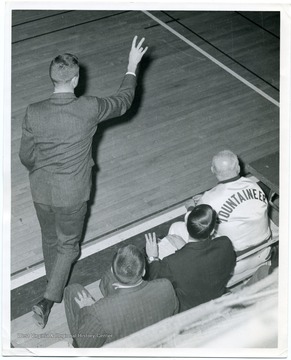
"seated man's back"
196,150,273,284
83,278,178,345
200,176,270,251
151,236,236,312
145,205,236,313
198,150,271,250
64,244,178,348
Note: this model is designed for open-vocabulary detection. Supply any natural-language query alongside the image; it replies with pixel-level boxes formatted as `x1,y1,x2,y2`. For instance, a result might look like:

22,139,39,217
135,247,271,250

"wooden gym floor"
8,9,280,349
11,9,279,277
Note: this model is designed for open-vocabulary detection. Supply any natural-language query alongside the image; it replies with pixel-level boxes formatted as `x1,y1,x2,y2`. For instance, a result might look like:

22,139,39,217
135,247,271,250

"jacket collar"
112,279,143,290
184,238,211,250
218,175,240,184
51,92,76,99
114,280,148,294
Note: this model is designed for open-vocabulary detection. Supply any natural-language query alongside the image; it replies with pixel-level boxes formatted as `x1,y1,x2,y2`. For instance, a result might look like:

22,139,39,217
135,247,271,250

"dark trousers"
34,202,87,302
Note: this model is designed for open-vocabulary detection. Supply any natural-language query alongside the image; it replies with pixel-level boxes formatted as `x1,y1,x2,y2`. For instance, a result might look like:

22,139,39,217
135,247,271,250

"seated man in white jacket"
159,150,278,285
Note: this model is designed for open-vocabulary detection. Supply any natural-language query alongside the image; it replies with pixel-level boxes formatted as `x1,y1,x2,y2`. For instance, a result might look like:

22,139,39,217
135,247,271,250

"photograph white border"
2,0,290,357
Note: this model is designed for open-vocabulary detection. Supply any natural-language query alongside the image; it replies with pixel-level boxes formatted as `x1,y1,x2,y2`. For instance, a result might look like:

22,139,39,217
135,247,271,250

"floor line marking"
12,11,129,44
11,206,186,290
12,11,73,28
142,10,279,108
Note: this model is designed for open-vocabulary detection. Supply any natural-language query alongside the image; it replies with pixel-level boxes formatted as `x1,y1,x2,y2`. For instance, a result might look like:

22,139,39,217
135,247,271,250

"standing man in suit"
19,36,148,329
64,245,179,347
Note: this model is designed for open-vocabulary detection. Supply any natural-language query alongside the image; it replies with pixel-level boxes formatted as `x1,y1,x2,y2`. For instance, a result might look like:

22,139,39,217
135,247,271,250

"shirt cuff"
126,71,136,77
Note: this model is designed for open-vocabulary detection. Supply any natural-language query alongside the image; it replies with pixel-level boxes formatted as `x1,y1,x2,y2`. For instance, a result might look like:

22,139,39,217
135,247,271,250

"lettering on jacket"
218,188,267,223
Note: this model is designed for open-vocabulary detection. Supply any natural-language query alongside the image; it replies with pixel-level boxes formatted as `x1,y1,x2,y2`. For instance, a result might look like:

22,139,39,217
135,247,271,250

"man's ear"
211,165,215,174
72,75,79,88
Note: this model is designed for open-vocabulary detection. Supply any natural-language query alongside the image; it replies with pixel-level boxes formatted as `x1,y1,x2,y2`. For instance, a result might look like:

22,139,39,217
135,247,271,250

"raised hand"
127,36,148,73
145,232,158,258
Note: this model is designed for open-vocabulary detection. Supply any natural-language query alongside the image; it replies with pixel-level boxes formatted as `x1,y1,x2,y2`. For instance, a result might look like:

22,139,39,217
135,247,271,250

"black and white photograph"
2,0,290,356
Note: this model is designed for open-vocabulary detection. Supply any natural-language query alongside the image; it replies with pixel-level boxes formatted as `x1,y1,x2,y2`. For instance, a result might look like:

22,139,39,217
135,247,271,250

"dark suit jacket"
148,237,236,313
19,74,136,206
75,278,179,348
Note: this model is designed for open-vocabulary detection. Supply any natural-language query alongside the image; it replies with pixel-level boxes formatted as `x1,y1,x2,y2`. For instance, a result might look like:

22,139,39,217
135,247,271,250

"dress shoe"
32,298,53,329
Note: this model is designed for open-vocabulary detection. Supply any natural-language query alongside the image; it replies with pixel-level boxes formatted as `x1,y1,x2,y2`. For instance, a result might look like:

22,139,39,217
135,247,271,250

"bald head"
211,150,240,181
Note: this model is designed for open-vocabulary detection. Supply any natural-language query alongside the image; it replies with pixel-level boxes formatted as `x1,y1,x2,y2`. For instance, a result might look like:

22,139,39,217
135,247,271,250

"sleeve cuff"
126,71,136,77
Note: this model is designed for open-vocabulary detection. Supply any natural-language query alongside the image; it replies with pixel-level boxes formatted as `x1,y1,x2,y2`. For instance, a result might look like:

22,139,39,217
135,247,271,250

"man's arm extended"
97,36,148,123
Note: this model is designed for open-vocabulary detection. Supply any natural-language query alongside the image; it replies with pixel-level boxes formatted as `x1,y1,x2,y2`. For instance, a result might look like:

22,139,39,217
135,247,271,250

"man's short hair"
211,150,239,178
49,53,79,84
112,245,145,285
187,204,217,240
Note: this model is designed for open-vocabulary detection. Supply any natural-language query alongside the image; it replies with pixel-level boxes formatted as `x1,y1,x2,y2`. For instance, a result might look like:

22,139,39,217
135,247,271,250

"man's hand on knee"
74,290,95,309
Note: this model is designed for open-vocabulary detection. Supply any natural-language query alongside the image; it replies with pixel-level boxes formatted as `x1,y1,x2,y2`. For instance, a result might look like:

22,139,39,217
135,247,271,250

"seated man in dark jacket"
145,204,236,313
64,244,179,347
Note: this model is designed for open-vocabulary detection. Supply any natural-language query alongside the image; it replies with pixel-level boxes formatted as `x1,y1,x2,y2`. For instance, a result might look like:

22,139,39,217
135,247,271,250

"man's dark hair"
49,53,79,84
112,244,145,285
187,204,217,240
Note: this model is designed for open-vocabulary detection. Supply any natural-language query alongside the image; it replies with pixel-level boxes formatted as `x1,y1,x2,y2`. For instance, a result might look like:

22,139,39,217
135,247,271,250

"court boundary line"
12,10,73,27
142,10,280,108
162,11,279,92
235,11,279,39
12,11,129,44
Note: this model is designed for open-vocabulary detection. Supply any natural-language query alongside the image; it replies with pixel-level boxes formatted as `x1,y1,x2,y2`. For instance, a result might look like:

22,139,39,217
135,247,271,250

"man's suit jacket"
19,74,136,206
148,237,236,313
74,278,179,348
